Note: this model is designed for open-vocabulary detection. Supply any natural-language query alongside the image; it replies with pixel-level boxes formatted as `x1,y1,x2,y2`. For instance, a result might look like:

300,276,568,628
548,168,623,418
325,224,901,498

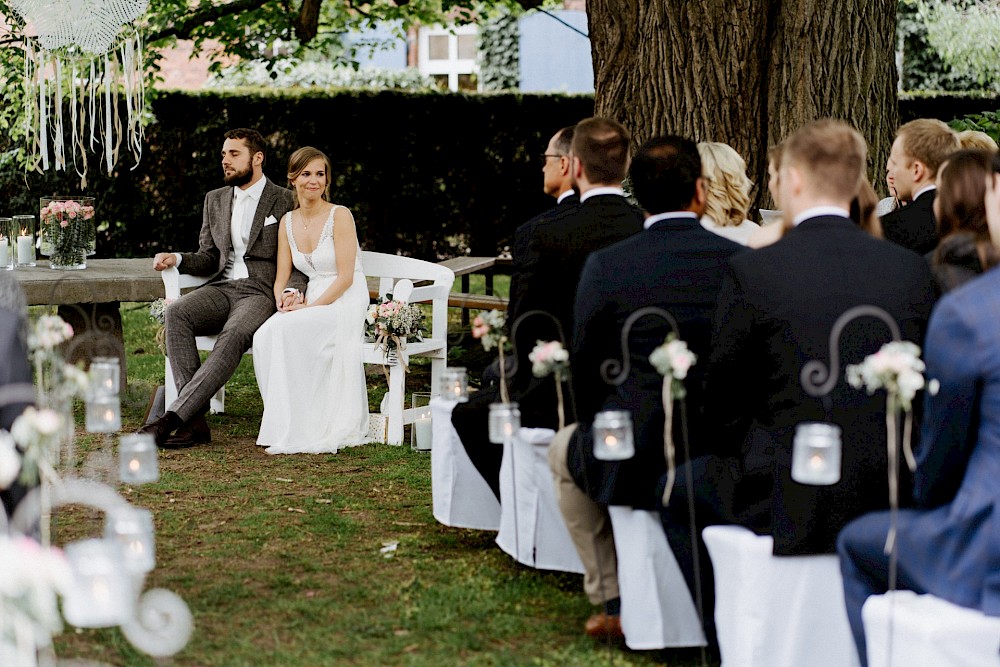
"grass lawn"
43,287,715,666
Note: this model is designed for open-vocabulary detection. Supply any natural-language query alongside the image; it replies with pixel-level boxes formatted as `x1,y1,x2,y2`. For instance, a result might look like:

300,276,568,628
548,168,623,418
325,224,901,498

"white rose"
33,409,63,436
0,432,21,489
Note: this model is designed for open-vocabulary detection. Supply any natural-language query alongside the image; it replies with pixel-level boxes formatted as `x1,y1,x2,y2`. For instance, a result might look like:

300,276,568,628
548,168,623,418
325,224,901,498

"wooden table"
438,256,511,323
13,259,164,386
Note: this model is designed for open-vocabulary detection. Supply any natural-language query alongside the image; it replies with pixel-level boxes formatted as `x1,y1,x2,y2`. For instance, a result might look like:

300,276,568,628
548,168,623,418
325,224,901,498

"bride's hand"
284,302,309,311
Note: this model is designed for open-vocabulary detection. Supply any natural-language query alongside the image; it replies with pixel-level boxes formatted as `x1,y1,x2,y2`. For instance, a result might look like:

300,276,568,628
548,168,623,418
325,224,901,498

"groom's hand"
153,253,176,271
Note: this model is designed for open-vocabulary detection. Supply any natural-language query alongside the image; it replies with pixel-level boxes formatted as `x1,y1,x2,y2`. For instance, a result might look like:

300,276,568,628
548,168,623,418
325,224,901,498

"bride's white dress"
252,206,369,454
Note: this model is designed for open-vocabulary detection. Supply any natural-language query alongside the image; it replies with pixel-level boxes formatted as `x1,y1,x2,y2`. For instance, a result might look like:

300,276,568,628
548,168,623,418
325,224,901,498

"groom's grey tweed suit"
164,179,304,421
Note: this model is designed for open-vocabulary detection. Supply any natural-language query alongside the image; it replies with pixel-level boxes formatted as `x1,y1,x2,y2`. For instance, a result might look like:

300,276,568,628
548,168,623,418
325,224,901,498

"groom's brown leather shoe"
584,613,624,642
137,411,181,447
162,415,211,449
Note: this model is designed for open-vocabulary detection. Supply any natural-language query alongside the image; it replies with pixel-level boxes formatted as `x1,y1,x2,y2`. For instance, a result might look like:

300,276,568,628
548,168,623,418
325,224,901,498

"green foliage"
898,0,988,92
478,4,521,91
207,60,436,91
0,89,594,259
948,111,1000,144
917,0,1000,91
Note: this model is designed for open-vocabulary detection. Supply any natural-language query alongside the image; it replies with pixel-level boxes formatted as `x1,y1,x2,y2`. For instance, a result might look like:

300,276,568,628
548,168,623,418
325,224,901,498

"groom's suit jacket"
704,215,938,554
179,179,304,294
566,215,744,509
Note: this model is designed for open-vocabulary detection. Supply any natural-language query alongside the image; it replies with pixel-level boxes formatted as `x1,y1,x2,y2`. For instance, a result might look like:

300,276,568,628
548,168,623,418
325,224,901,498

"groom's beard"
223,164,253,187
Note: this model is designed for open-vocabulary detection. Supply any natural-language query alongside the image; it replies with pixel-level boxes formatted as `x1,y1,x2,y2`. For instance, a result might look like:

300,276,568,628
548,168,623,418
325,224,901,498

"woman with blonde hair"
957,129,998,153
698,142,760,245
252,146,370,454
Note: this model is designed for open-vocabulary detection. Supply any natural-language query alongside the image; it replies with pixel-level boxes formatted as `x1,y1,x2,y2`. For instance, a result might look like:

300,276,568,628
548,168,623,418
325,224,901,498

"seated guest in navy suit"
659,120,938,649
549,135,743,641
837,151,1000,667
0,272,34,517
880,119,959,255
451,125,580,501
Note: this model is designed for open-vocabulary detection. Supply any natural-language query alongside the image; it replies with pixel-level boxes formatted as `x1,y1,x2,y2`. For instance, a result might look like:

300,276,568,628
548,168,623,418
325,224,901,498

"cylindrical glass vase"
39,196,95,270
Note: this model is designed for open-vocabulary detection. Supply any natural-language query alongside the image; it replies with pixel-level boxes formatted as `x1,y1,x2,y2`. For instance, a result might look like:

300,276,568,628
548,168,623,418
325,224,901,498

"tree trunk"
586,0,898,209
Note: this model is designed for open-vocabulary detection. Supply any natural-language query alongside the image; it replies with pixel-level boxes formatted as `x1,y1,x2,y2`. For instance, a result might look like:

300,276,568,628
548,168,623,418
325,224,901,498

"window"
417,24,479,92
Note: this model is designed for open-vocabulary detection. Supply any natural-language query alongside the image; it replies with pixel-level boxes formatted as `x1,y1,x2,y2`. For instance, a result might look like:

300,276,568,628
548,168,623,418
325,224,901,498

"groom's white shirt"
173,176,268,279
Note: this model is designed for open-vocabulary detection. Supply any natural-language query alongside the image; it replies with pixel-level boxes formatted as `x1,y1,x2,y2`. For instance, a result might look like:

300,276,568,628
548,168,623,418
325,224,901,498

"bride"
252,147,370,453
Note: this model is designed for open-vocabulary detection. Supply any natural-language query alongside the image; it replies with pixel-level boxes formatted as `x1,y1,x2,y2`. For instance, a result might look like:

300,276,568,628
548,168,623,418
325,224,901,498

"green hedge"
0,89,594,260
5,88,1000,261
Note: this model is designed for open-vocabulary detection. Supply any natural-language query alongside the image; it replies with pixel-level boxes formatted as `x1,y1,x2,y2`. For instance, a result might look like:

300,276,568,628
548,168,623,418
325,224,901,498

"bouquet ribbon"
661,376,676,506
375,333,409,374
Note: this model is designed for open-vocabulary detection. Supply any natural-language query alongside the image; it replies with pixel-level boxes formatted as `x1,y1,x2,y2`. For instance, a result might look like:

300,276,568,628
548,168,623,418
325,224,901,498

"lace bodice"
285,205,363,280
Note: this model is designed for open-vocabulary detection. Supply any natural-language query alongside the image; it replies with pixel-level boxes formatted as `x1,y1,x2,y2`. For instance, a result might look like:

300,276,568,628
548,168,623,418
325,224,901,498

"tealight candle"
89,357,121,397
86,395,121,433
439,367,469,403
62,538,134,628
119,433,158,484
488,402,521,444
593,410,635,461
791,422,842,486
105,507,156,574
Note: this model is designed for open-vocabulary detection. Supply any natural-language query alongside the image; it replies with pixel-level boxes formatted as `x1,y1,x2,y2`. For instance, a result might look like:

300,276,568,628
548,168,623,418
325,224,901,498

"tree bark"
586,0,898,209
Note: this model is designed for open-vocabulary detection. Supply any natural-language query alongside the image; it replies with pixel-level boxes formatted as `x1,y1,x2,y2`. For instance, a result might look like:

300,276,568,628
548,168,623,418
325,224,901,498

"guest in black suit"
659,120,938,648
549,135,742,641
880,118,959,254
451,125,579,501
454,118,642,501
0,272,34,518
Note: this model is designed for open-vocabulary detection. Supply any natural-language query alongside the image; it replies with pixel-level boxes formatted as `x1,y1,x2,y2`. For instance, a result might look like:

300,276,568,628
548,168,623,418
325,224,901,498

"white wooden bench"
160,251,454,445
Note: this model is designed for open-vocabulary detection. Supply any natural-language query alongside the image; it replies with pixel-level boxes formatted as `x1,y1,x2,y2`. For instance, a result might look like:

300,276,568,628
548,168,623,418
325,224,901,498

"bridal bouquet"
366,296,425,367
149,298,173,352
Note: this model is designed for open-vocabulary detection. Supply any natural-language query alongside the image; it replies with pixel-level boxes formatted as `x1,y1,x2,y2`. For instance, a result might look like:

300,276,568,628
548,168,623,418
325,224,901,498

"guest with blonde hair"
698,142,760,245
957,129,998,153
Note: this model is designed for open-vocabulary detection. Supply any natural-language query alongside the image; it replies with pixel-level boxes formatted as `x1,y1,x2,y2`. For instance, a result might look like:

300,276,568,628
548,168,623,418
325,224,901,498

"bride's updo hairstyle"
287,146,332,206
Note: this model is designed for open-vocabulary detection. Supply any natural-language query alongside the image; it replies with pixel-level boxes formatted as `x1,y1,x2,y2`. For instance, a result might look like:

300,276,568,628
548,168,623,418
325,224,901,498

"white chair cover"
702,525,860,667
863,591,1000,666
495,427,584,574
430,398,500,530
608,506,707,650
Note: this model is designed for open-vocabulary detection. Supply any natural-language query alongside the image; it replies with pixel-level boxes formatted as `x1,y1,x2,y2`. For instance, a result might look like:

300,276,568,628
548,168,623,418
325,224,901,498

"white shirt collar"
913,183,937,200
643,211,698,230
556,189,575,204
235,175,267,201
791,205,850,226
580,186,625,203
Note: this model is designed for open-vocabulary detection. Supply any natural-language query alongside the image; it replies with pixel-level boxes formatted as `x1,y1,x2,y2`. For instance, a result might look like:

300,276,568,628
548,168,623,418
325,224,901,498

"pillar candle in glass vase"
13,215,35,267
0,217,12,270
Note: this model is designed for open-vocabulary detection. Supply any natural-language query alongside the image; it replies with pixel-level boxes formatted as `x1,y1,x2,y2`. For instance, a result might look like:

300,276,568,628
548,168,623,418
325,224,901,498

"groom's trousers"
165,279,275,421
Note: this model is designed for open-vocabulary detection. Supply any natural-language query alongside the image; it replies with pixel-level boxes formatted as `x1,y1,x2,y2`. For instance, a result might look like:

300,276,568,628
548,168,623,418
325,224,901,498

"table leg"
57,302,127,388
461,274,471,326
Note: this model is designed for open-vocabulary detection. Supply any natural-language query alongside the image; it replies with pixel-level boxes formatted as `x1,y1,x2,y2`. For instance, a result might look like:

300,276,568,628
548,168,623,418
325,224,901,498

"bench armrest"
161,267,213,300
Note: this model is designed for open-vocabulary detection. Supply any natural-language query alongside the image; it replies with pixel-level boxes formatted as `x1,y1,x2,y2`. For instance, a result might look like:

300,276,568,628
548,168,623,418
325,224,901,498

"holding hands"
277,288,306,311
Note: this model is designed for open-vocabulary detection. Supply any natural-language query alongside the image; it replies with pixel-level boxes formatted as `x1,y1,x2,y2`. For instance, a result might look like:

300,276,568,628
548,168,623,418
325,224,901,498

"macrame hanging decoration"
10,0,149,186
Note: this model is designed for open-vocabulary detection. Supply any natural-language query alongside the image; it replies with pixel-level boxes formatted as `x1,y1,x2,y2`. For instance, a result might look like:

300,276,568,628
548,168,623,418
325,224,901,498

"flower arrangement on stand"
39,198,95,270
649,333,697,504
365,293,426,370
847,340,925,554
472,309,510,403
528,340,570,429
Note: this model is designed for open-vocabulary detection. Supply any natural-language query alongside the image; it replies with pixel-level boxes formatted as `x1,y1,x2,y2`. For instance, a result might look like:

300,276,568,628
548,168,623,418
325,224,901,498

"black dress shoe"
138,412,182,447
162,415,211,449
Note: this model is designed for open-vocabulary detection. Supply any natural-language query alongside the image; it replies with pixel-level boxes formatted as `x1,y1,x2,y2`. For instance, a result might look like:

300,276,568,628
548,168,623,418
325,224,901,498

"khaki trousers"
548,423,619,605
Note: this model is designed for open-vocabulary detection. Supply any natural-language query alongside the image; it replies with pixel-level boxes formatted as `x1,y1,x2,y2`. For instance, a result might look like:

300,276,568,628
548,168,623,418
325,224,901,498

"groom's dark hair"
225,128,267,166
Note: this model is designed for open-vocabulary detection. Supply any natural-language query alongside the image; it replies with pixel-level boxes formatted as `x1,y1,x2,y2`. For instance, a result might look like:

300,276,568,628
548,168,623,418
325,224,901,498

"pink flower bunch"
529,340,570,378
471,309,506,352
40,199,95,228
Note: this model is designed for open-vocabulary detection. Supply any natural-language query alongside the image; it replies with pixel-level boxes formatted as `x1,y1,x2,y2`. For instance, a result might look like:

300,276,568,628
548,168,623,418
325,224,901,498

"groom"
141,128,307,448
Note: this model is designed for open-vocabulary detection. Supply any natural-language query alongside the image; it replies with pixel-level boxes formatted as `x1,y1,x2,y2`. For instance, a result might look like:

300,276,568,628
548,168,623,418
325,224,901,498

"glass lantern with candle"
488,402,521,444
62,538,134,628
592,410,635,461
13,214,36,268
0,217,13,270
119,433,159,484
439,367,469,403
791,422,842,485
105,506,156,574
411,392,433,451
86,357,121,433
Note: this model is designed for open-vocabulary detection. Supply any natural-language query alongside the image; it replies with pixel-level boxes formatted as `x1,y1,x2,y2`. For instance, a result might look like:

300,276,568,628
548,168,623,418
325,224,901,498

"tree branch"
145,0,276,43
